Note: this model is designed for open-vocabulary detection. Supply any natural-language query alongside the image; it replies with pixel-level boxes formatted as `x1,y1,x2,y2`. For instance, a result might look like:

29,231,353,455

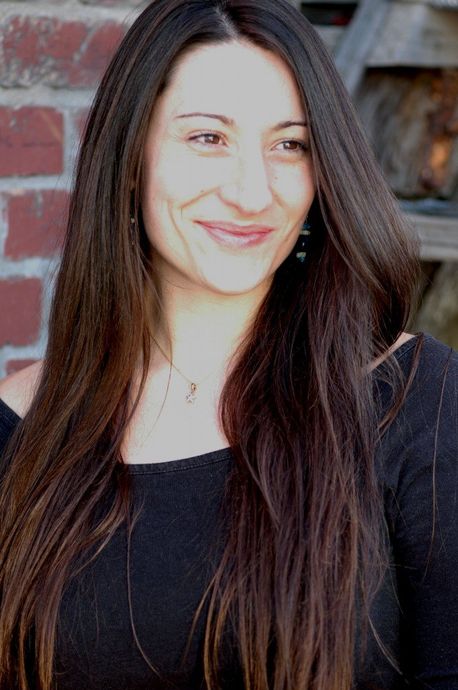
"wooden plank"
400,0,458,6
399,0,455,5
300,0,360,4
315,26,345,53
334,0,390,94
406,213,458,260
367,3,458,67
413,261,458,350
428,0,458,8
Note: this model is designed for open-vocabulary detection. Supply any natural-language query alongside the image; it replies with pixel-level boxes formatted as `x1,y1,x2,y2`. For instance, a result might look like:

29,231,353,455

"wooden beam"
367,3,458,67
400,0,458,6
314,26,345,53
300,0,359,7
300,0,359,3
406,213,458,261
334,0,390,94
399,0,457,5
428,0,458,7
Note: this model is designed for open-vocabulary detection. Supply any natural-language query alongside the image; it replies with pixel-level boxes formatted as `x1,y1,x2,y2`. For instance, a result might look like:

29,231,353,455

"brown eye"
280,140,308,153
189,133,223,146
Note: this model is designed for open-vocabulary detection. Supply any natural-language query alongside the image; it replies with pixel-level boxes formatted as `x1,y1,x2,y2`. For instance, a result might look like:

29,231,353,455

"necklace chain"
152,337,220,404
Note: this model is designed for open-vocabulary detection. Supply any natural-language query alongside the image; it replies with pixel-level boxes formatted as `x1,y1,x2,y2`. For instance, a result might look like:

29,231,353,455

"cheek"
270,161,315,214
143,140,195,212
146,145,226,208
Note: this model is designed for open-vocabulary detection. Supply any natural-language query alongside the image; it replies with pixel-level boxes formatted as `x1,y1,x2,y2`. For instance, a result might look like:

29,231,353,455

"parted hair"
0,1,422,689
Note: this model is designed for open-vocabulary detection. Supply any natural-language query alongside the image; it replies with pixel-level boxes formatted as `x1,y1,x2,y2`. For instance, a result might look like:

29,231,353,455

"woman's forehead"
158,41,306,125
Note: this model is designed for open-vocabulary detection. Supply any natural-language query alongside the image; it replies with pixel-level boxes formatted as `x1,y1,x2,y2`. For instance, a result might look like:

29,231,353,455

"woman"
0,1,456,688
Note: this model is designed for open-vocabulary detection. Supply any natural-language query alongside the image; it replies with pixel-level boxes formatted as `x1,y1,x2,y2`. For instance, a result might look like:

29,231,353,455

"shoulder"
0,360,43,420
399,332,457,418
412,331,457,377
377,331,457,415
0,361,43,472
378,332,457,501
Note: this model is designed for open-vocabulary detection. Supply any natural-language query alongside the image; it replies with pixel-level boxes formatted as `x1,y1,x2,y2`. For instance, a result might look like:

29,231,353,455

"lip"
197,221,275,235
196,220,274,249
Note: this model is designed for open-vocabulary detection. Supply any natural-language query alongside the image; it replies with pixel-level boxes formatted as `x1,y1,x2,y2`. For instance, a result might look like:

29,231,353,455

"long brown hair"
0,1,421,689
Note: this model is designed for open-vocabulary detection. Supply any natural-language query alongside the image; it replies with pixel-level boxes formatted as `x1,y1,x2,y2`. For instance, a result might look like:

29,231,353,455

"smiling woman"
0,1,457,690
141,41,315,297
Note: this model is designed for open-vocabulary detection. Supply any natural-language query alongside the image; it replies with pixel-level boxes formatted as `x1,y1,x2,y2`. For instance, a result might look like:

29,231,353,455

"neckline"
126,446,234,475
126,331,422,473
0,332,425,474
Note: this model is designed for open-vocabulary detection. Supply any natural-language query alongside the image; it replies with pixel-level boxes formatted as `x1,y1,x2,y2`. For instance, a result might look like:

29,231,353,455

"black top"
1,333,457,689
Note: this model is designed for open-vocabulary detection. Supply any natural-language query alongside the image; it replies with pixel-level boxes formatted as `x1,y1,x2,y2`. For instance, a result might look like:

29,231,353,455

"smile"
196,221,274,249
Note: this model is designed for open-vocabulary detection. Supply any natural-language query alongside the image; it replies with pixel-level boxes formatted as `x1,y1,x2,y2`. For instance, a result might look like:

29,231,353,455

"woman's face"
141,40,315,296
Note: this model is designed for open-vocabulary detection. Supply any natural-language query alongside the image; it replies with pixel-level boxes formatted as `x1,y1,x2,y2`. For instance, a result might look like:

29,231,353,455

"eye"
278,140,309,154
187,133,309,154
188,132,224,147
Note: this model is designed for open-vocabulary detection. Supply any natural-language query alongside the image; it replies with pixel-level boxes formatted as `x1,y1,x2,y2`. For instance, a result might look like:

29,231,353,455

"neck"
153,277,270,382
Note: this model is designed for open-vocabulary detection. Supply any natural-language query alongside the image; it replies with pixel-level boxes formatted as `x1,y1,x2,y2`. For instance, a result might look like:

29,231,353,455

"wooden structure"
289,0,458,262
289,0,458,345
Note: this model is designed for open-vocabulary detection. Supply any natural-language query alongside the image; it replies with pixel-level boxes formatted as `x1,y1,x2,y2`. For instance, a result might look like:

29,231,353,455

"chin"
200,272,273,296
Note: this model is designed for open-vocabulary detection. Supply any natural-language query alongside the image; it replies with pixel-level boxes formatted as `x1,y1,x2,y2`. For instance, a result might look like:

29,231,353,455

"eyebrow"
174,112,307,130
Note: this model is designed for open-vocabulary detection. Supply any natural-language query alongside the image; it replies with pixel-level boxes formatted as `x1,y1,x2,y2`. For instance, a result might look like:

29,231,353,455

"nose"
218,146,273,214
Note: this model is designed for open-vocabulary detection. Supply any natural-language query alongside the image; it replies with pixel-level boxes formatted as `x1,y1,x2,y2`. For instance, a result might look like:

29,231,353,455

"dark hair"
0,1,421,689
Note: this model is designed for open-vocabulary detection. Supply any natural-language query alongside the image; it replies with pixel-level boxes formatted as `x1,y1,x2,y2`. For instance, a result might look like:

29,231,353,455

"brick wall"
0,0,145,377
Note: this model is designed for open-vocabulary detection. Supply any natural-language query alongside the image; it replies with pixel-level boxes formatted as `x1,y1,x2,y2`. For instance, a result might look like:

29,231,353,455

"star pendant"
186,383,198,403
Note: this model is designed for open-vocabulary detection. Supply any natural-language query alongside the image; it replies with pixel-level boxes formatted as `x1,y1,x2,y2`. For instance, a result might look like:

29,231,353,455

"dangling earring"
129,186,138,248
295,221,311,263
130,215,136,248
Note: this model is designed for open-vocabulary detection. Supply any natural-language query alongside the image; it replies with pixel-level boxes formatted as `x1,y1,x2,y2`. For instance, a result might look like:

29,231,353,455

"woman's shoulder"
397,331,457,398
0,360,43,421
376,331,457,393
378,332,457,489
0,362,42,464
413,331,457,368
385,330,456,422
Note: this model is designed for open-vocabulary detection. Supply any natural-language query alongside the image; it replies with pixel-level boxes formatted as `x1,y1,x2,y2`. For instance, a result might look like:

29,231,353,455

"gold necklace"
152,337,220,404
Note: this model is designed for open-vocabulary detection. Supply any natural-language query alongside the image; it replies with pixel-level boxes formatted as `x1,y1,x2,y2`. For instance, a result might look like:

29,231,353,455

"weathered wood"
428,0,458,8
412,261,458,349
407,213,458,260
334,0,389,94
298,0,359,3
367,3,458,67
314,26,345,53
356,69,458,199
400,0,458,6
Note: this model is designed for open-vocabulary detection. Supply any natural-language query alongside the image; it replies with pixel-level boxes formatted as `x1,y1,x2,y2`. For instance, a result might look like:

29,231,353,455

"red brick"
6,359,38,376
5,189,69,259
0,107,63,177
0,278,42,347
0,15,126,88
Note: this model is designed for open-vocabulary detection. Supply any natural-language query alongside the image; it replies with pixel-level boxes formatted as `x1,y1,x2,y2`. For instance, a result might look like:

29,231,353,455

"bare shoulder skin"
0,360,43,419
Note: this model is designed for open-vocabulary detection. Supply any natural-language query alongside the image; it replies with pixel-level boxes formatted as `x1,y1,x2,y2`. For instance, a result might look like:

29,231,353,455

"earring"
295,221,311,263
130,215,136,248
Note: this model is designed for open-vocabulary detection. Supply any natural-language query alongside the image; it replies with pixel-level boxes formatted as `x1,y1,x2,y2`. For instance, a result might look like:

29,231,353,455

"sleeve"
385,342,458,688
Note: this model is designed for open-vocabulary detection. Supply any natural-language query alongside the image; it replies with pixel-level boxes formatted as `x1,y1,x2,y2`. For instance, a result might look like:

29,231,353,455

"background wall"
0,0,144,377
